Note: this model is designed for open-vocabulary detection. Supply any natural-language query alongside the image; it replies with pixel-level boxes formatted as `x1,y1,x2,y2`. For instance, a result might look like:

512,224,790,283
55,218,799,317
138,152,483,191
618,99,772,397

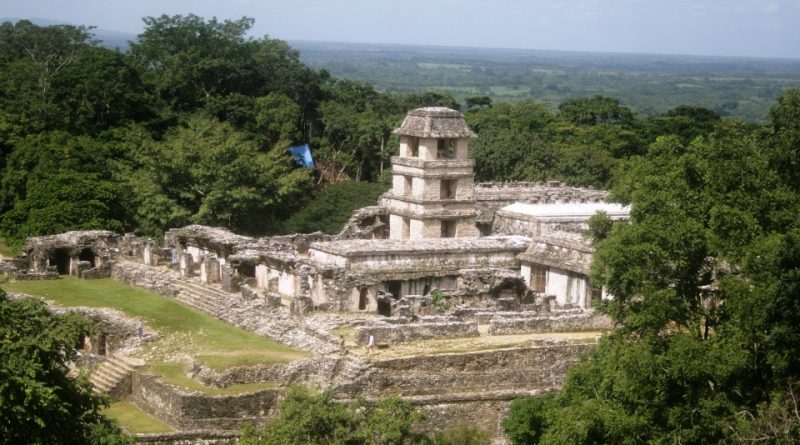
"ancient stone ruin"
1,107,629,444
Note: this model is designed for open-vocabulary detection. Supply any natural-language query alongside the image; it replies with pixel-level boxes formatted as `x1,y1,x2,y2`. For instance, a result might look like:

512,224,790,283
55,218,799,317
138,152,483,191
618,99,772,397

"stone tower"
381,107,478,240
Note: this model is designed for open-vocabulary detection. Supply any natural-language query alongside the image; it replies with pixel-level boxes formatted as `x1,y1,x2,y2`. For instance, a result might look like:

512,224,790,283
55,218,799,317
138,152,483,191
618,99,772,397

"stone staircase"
113,260,341,355
331,355,374,386
171,277,231,316
90,355,143,395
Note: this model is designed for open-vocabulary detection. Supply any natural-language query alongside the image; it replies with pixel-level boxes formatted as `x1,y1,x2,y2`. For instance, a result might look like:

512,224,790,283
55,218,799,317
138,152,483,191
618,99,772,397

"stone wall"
335,343,595,439
131,372,281,430
488,312,613,335
353,321,480,345
475,182,608,214
348,343,594,399
135,431,238,445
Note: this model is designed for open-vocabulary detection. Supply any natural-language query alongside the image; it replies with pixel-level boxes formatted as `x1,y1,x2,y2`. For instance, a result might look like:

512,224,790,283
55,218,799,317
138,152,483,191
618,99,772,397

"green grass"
148,363,277,395
103,401,173,434
4,276,307,368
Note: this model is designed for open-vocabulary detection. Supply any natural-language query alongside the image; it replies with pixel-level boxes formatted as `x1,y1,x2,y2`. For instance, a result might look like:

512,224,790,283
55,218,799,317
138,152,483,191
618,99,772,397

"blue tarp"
288,143,315,168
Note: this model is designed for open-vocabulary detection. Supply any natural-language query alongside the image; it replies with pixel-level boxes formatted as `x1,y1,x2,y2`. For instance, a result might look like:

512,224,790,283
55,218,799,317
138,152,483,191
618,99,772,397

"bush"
432,423,492,445
281,180,388,235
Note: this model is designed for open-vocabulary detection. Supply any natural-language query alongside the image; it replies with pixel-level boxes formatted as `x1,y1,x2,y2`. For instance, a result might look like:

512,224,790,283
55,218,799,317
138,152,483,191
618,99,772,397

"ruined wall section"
131,372,281,430
334,342,596,439
336,343,594,399
475,182,609,230
335,206,389,240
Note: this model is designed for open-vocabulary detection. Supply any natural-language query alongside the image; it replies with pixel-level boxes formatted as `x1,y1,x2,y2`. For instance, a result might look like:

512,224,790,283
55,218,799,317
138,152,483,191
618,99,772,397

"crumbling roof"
24,230,119,251
393,107,476,139
518,234,594,275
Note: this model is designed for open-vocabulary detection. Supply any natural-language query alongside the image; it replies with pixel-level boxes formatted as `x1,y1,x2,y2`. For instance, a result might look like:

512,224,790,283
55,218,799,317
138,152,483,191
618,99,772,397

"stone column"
179,253,193,278
143,241,159,266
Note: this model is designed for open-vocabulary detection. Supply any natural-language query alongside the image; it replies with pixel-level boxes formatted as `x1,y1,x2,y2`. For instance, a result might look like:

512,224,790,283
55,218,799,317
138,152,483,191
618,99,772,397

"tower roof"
393,107,476,139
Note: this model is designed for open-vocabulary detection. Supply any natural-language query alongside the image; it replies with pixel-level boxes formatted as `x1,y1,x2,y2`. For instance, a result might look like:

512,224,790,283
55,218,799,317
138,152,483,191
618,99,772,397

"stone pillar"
143,241,159,266
221,265,239,292
179,253,193,278
199,256,221,284
69,256,80,276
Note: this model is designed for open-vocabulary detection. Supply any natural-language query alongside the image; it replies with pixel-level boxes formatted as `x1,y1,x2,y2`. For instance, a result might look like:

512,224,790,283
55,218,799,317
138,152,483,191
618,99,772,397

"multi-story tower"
381,107,478,239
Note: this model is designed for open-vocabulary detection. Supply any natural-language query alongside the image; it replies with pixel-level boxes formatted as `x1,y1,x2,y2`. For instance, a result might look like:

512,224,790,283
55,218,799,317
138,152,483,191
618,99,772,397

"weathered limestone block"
291,296,314,315
133,431,238,445
81,266,112,279
354,321,479,345
488,312,612,335
179,253,194,278
200,256,220,284
75,260,92,277
131,372,281,431
220,265,239,292
240,284,261,301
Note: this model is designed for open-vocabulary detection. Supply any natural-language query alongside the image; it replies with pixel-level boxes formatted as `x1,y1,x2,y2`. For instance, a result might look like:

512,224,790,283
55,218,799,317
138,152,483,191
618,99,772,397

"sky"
4,0,800,59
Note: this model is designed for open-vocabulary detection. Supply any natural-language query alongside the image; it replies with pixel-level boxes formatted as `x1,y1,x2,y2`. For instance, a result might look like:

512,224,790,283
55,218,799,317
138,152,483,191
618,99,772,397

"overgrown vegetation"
502,89,800,444
0,290,133,444
4,15,800,444
0,16,777,246
240,385,491,445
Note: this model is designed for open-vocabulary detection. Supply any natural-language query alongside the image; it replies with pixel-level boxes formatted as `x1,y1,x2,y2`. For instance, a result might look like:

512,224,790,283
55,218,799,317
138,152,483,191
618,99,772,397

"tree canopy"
503,89,800,444
0,291,132,444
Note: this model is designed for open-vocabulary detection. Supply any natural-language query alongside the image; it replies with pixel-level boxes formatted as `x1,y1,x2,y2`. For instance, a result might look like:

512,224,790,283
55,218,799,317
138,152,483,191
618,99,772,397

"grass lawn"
103,401,174,434
148,362,277,395
4,276,307,392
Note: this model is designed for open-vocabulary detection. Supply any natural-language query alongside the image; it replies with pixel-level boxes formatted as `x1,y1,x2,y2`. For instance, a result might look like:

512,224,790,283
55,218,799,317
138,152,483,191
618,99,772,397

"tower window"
408,137,419,157
441,220,457,238
440,179,458,199
437,139,455,159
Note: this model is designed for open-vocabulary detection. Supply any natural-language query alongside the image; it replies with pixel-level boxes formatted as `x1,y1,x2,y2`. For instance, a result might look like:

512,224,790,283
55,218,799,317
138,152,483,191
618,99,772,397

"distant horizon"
5,15,800,63
3,0,799,59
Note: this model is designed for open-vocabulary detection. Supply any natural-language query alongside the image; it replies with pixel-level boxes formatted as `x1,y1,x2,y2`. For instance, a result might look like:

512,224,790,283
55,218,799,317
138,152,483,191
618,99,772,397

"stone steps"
171,280,229,315
333,356,372,384
90,355,143,394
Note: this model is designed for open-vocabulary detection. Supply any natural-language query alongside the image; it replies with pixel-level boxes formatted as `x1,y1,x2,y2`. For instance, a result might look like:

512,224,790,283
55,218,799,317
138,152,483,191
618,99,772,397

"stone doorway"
49,248,71,275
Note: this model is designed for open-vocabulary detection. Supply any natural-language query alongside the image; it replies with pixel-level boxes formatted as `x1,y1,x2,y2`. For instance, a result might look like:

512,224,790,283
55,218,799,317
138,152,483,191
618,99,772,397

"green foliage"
431,422,491,445
429,289,451,312
115,116,313,236
0,290,132,444
502,396,555,445
1,171,124,246
281,180,388,235
239,386,424,445
502,89,800,444
585,211,615,245
558,96,634,126
467,100,642,188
